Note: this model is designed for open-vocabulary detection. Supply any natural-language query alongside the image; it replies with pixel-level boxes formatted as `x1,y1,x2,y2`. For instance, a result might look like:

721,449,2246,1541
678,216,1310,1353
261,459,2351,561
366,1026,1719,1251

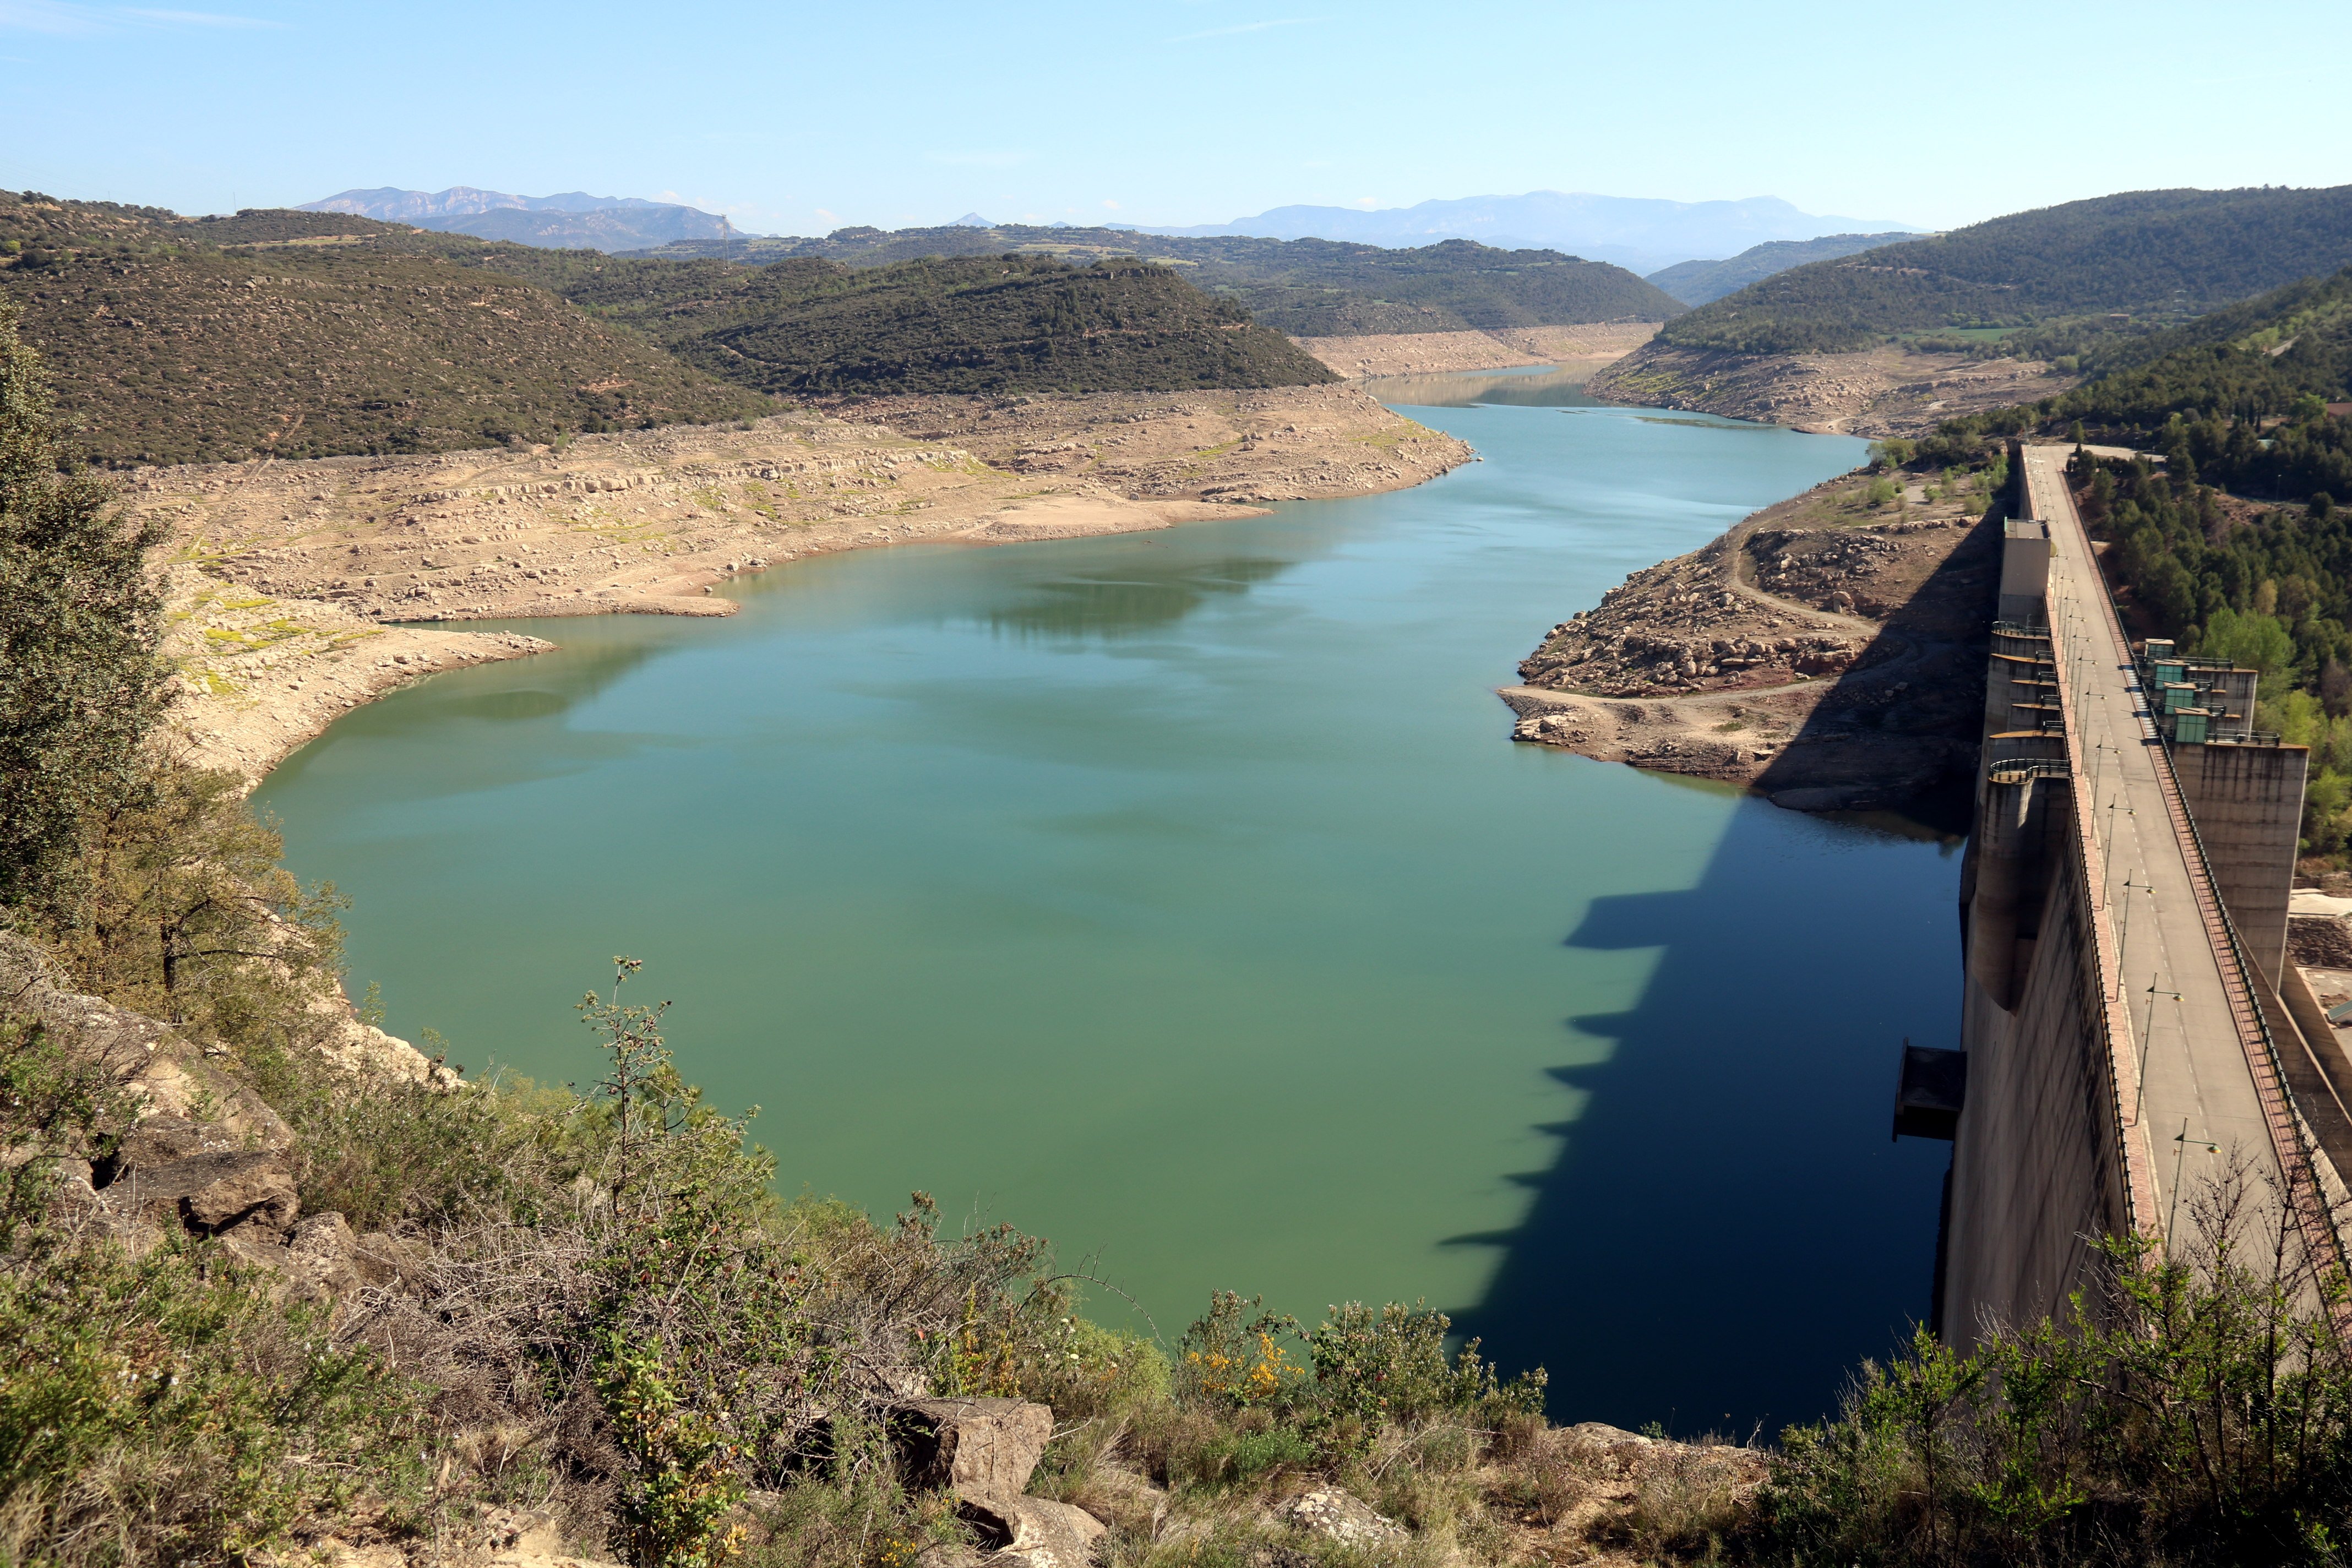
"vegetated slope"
624,224,1683,334
1660,186,2352,355
1646,232,1917,307
1921,265,2352,502
0,193,765,466
390,238,1339,395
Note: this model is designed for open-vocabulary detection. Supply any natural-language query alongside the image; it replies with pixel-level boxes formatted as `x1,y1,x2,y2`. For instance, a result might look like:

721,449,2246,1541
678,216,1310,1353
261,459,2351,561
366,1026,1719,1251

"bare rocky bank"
1588,339,2077,438
1292,322,1660,380
149,386,1471,783
1502,469,1999,812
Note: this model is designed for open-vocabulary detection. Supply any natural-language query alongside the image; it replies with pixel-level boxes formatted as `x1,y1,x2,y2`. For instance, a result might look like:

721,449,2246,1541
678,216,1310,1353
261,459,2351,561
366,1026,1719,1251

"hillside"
621,224,1681,334
371,236,1340,395
1656,186,2352,355
0,193,765,466
1646,232,1918,307
1917,265,2352,503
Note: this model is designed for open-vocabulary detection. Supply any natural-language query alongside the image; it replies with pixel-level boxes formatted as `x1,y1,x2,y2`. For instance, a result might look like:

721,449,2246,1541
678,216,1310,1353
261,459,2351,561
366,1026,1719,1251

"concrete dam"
1913,444,2352,1346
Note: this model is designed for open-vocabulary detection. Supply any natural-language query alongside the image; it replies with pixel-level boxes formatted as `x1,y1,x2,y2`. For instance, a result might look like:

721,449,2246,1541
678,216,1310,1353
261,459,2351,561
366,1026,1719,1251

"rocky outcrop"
892,1397,1058,1496
1283,1487,1406,1545
1503,470,1998,809
1589,339,2075,438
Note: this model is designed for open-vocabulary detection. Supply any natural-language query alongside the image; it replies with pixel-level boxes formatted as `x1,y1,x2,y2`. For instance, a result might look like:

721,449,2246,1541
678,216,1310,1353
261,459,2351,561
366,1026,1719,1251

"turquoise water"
255,382,1958,1433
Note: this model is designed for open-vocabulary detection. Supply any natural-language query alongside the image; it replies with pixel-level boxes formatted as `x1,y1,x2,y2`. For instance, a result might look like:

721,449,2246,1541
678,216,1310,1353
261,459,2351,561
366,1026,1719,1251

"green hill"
1659,187,2352,356
1645,232,1917,307
1918,265,2352,504
623,224,1682,335
383,238,1338,395
0,194,765,466
2,194,1337,465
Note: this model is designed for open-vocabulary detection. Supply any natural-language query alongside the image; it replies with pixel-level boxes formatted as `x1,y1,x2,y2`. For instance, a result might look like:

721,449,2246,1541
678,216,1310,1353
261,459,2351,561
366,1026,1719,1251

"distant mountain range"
300,187,736,252
1125,192,1923,276
1645,233,1921,307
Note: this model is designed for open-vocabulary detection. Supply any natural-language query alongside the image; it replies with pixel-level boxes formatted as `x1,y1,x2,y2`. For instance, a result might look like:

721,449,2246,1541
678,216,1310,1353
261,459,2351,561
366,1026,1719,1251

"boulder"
105,1148,299,1238
1283,1488,1403,1546
891,1397,1055,1498
956,1492,1106,1568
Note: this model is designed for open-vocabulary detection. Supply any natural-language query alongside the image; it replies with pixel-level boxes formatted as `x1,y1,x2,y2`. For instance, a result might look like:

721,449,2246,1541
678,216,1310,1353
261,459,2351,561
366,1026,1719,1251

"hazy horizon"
5,0,2346,237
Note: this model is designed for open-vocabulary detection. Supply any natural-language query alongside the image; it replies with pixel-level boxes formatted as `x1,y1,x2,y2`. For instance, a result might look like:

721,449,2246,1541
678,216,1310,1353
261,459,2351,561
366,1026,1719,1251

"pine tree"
0,301,169,919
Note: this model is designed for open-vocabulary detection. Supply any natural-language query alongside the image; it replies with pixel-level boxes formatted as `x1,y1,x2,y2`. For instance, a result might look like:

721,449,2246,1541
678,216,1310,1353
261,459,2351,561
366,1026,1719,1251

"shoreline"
155,385,1476,785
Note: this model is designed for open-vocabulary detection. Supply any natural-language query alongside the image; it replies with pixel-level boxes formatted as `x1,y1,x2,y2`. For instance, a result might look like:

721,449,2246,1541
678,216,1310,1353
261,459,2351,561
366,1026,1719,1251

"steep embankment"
145,385,1471,781
1503,468,1999,810
1594,184,2352,434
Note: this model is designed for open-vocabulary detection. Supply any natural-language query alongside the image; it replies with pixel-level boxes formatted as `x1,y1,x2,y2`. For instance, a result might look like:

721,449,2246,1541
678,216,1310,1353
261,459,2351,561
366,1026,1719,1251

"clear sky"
6,0,2346,237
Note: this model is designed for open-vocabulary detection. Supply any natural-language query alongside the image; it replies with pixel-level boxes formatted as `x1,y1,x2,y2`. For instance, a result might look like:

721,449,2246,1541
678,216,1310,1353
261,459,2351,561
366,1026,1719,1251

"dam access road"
1940,446,2350,1343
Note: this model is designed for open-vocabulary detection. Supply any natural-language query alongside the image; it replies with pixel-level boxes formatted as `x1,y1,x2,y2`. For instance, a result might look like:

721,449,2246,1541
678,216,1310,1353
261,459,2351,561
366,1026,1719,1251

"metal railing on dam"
1931,444,2350,1348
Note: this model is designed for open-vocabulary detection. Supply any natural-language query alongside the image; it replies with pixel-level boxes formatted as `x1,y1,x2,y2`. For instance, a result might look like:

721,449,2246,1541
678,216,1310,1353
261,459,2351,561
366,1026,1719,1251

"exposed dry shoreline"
1589,340,2077,438
1294,322,1660,380
1501,470,1999,811
151,385,1473,783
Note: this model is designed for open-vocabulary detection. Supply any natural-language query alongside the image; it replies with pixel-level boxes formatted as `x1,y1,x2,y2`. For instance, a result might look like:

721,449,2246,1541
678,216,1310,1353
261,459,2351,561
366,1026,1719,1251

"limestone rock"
957,1492,1107,1568
1282,1488,1403,1545
107,1149,299,1238
892,1397,1055,1497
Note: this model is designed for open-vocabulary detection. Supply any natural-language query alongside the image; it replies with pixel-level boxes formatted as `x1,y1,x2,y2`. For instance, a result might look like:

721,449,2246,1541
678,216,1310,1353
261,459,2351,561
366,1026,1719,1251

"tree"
0,300,169,921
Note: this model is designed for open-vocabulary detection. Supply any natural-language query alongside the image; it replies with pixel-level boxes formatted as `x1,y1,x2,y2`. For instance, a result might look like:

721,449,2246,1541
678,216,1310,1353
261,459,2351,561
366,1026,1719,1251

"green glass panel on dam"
254,375,1958,1433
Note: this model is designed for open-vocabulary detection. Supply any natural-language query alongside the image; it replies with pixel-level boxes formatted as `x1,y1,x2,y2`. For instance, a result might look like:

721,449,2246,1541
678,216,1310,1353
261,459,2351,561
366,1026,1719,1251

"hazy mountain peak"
1127,190,1923,276
298,186,736,252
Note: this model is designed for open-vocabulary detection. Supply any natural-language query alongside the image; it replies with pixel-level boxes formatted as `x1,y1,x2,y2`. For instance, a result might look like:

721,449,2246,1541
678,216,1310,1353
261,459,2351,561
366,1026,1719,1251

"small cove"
255,378,1959,1433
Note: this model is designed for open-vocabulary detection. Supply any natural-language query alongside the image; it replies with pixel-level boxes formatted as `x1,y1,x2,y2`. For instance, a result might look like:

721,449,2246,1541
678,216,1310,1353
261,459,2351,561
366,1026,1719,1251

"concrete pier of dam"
1918,445,2352,1348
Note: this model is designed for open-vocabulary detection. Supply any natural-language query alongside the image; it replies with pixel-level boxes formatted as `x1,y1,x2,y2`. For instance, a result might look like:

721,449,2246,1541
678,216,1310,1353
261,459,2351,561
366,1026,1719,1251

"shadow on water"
1451,515,2001,1436
1450,790,1966,1437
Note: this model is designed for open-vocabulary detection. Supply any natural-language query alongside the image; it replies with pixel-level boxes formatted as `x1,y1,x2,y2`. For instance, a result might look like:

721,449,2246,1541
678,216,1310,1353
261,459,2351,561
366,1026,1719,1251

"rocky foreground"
1502,470,1999,811
143,386,1470,781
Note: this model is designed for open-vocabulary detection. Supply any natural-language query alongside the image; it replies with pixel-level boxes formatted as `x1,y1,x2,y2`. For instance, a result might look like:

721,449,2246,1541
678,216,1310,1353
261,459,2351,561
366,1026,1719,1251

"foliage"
1306,1302,1545,1429
1658,186,2352,356
0,301,168,921
1758,1184,2352,1566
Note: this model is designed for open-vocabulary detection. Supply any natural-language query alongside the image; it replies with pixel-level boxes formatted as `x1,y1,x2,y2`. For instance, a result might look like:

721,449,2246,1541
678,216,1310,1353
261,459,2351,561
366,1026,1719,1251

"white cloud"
1166,15,1329,42
1101,199,1120,210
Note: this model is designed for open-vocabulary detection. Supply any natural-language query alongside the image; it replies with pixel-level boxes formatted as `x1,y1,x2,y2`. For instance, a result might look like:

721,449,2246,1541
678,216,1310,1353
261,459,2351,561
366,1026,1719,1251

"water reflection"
982,557,1295,641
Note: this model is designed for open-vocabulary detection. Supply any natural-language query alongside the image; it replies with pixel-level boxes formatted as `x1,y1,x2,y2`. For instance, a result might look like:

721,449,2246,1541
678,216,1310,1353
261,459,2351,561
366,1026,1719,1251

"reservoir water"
256,375,1959,1434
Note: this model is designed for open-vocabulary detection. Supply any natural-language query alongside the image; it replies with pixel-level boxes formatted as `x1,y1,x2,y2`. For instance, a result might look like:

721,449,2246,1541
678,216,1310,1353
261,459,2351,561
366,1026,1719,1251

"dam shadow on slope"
1448,521,2003,1438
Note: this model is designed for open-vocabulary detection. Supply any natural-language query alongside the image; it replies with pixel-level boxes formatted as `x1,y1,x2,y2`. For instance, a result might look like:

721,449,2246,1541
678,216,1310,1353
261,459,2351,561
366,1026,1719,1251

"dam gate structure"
1916,445,2352,1348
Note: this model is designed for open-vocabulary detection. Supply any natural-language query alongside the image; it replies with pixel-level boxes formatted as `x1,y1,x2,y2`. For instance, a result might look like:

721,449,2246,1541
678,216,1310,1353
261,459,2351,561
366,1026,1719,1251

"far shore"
153,384,1478,785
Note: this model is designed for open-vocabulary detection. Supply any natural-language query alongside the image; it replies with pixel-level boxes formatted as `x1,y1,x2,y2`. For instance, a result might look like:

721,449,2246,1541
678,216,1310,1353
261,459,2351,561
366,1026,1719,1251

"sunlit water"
257,372,1959,1432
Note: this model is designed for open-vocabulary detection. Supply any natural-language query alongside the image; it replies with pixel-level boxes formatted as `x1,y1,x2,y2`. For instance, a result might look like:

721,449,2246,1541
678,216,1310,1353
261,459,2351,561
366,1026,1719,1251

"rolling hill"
0,194,1341,464
1645,233,1918,307
1656,186,2352,356
619,223,1681,334
0,193,765,466
393,241,1338,396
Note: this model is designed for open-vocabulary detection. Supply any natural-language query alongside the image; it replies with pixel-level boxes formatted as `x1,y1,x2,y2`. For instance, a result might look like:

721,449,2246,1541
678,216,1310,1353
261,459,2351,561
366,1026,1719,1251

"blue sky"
6,0,2348,236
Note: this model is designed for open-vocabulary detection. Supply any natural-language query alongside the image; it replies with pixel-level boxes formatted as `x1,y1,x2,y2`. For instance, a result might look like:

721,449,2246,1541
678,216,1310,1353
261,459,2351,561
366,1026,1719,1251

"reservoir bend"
255,378,1957,1433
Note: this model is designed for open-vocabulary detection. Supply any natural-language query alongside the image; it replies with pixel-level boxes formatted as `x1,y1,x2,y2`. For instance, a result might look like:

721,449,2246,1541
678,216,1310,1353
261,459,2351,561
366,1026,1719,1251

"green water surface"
255,382,1958,1432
